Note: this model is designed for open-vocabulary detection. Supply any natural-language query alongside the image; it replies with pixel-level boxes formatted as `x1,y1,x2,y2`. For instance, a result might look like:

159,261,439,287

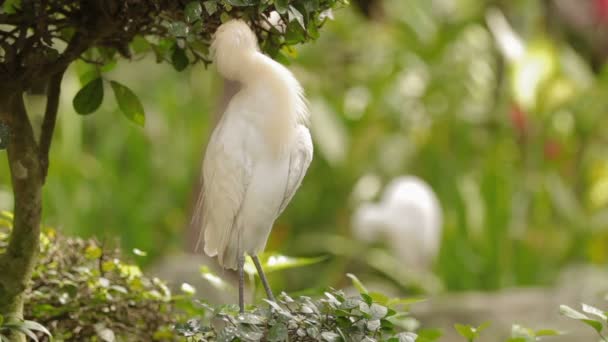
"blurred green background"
2,0,608,296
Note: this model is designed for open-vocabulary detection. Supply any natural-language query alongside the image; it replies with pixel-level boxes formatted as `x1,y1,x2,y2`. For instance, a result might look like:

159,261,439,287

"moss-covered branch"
0,92,43,341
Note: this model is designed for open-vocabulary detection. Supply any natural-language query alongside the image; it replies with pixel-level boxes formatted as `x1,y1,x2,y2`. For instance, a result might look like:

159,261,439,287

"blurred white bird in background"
193,20,313,313
352,176,442,270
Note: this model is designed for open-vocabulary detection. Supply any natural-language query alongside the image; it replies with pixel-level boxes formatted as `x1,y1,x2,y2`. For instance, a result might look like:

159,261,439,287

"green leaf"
84,244,102,259
535,329,561,336
369,303,388,319
168,21,188,37
171,47,189,71
220,12,231,23
369,291,389,305
417,328,443,341
110,81,145,126
73,77,104,115
2,0,21,14
267,323,288,341
454,324,478,340
320,331,340,342
130,35,151,54
21,320,52,338
203,1,218,15
346,273,368,294
225,0,253,6
582,319,603,333
274,0,288,14
185,1,203,22
288,5,305,29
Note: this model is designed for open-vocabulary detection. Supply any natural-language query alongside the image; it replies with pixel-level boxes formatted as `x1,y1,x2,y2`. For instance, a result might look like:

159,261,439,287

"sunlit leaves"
560,304,608,335
347,273,368,294
454,322,490,341
73,77,104,115
508,324,561,342
203,1,218,15
110,81,145,126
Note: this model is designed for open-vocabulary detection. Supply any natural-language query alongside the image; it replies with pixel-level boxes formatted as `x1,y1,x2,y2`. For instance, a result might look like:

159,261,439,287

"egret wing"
195,119,251,268
277,125,313,216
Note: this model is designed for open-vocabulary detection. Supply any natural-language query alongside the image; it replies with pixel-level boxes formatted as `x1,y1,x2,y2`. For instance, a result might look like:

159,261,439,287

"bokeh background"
3,0,608,338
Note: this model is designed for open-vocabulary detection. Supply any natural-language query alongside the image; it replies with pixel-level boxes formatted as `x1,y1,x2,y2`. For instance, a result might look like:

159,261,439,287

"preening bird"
353,176,442,270
194,20,313,312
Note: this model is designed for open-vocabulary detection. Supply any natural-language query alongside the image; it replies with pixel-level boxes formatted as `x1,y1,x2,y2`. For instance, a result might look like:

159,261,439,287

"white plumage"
353,176,442,269
196,20,313,271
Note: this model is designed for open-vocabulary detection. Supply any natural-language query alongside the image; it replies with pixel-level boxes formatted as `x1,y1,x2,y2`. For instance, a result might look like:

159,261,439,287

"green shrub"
176,290,422,342
0,211,185,341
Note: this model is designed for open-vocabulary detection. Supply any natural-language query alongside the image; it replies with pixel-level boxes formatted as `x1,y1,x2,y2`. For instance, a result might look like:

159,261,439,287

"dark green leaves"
171,46,189,71
274,0,289,14
110,81,145,126
224,0,254,7
1,0,21,14
288,5,305,29
72,78,146,126
73,77,104,115
184,1,203,23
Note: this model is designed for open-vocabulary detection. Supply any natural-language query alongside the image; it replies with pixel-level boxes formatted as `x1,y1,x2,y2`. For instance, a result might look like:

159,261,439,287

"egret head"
212,20,259,81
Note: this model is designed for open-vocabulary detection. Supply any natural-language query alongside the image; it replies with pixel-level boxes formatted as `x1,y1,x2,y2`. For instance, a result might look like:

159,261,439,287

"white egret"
353,176,442,269
194,20,313,313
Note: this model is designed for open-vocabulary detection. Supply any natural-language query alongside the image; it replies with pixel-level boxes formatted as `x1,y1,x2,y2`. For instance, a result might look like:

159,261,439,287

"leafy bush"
176,289,423,342
0,211,187,341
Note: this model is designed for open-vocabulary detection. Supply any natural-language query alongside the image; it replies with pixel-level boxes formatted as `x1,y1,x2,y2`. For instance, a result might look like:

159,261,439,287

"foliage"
0,0,345,124
560,303,608,341
0,318,51,342
0,211,189,341
176,289,421,342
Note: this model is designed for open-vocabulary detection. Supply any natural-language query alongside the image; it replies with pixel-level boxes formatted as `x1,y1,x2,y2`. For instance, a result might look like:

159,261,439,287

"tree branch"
0,91,43,324
39,68,65,183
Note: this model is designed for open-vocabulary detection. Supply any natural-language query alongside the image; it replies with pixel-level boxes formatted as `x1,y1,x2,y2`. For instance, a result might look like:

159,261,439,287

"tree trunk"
0,91,43,342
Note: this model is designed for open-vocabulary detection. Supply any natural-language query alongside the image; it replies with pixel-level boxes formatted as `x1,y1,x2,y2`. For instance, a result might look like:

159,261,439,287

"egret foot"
251,255,275,302
238,254,245,313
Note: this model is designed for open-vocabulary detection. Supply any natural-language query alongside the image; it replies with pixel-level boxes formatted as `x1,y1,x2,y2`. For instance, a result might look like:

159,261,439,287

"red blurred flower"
595,0,608,23
509,103,527,136
544,139,561,161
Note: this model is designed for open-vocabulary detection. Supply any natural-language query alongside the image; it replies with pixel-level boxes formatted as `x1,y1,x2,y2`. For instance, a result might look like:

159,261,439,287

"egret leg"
251,255,275,302
238,254,245,313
